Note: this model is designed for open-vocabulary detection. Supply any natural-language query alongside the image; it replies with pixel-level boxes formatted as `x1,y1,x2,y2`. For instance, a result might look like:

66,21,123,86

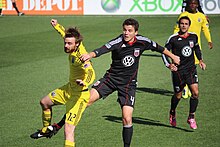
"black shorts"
92,74,137,107
172,66,198,93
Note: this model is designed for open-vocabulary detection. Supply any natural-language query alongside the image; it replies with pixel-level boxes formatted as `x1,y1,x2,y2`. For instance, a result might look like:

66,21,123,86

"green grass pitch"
0,15,220,147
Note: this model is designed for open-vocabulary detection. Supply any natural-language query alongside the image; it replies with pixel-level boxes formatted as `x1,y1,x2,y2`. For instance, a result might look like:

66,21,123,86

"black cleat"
30,124,61,139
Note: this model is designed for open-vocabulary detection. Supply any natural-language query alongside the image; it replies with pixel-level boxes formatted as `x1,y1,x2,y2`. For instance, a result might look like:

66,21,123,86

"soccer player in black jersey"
46,18,180,146
162,16,206,130
79,18,180,147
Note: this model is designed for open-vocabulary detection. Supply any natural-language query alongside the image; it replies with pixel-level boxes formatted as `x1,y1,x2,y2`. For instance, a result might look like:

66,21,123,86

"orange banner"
3,0,84,15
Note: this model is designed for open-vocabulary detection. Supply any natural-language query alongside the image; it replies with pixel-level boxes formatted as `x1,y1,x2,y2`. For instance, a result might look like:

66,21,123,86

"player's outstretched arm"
80,52,96,62
50,19,65,38
162,48,180,65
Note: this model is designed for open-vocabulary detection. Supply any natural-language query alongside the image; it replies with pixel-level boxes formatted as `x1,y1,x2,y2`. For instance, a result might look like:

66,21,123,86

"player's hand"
199,60,206,70
80,54,91,62
51,19,58,27
168,64,178,71
208,42,213,49
173,55,180,65
76,79,85,86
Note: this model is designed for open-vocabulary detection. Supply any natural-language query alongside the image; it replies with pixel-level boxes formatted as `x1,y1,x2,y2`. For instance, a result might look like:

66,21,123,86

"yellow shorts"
48,82,90,126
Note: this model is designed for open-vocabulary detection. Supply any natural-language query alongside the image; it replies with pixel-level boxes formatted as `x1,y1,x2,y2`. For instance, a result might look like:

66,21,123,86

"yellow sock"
42,110,51,127
65,140,75,147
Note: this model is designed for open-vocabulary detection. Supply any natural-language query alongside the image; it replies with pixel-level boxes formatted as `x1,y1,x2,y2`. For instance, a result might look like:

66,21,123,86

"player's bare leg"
87,88,100,107
64,123,76,147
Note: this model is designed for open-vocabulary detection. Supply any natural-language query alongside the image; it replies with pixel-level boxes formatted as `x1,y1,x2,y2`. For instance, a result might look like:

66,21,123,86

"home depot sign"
3,0,83,15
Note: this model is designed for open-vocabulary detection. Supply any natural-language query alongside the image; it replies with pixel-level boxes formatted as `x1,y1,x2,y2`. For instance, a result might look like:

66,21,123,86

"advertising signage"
2,0,220,15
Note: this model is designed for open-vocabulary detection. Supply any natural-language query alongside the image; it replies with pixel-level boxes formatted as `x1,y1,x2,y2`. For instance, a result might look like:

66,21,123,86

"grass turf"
0,15,220,147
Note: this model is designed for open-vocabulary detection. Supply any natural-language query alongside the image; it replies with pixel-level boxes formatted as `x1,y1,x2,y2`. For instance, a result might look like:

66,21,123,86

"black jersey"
93,34,164,83
162,32,202,71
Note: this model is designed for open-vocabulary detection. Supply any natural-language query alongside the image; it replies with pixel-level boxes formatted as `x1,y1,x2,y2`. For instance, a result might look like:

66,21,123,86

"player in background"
0,0,24,16
162,16,206,129
181,0,210,22
30,22,95,147
175,0,213,99
44,18,180,147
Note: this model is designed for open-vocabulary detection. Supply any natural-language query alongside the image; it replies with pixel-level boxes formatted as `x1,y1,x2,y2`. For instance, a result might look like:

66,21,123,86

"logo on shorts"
93,80,101,86
122,55,135,67
175,86,180,92
182,46,192,57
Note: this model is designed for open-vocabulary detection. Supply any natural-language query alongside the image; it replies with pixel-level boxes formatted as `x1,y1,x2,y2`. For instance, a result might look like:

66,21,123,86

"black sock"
170,95,180,115
0,9,2,14
57,114,66,128
189,97,199,115
12,2,20,13
123,125,133,147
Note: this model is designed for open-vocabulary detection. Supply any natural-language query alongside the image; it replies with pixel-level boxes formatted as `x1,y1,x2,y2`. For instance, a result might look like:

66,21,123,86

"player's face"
179,19,190,33
64,37,79,53
123,25,138,42
189,0,198,12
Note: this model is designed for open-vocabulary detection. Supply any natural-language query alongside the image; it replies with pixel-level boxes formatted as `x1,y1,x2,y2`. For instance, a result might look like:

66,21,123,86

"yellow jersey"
53,23,95,91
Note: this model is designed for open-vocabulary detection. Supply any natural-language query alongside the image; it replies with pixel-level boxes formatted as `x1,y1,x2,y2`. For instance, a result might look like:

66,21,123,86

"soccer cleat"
187,118,197,129
30,124,60,139
169,114,176,127
18,12,25,16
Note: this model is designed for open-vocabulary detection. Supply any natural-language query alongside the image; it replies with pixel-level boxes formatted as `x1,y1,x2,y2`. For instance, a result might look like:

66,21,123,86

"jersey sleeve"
194,35,203,60
53,23,66,38
162,38,173,67
201,14,212,43
82,61,95,88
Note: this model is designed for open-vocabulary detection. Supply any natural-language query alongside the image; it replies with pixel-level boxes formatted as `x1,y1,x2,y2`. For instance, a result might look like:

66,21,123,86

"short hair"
65,27,83,44
122,18,139,31
178,16,191,26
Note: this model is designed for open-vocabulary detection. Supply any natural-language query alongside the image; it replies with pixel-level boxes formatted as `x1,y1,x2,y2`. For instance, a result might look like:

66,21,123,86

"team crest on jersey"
189,41,194,48
134,48,140,57
198,18,201,22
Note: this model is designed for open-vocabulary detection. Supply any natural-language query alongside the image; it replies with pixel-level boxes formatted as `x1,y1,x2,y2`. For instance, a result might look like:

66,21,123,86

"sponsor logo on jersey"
134,48,140,57
122,55,135,67
182,46,192,57
178,38,182,41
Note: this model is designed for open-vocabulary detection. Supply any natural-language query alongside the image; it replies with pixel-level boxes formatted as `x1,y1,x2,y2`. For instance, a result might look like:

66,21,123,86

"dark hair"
123,18,139,31
178,16,191,26
65,27,83,44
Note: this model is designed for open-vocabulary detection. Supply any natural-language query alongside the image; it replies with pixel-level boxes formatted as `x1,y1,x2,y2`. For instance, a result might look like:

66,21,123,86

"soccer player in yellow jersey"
174,0,213,98
30,20,95,147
